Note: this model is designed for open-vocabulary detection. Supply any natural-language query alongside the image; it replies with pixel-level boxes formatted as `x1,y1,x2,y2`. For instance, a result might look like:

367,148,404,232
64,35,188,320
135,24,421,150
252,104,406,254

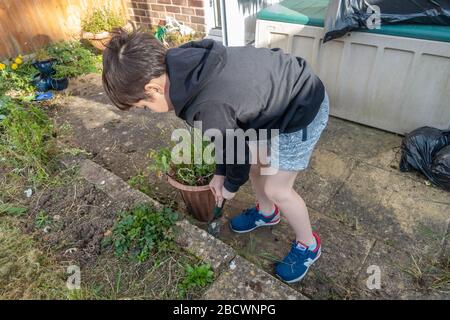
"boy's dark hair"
102,29,167,110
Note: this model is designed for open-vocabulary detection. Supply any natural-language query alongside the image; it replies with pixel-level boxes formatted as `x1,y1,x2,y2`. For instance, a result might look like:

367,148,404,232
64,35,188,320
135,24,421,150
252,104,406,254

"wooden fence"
0,0,127,59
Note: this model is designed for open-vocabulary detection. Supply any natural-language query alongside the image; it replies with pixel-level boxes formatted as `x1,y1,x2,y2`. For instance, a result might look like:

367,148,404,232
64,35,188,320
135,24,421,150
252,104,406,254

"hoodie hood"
165,39,227,118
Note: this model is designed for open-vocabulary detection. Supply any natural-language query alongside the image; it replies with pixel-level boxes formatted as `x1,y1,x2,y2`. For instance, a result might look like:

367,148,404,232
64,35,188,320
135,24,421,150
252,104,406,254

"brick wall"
127,0,207,33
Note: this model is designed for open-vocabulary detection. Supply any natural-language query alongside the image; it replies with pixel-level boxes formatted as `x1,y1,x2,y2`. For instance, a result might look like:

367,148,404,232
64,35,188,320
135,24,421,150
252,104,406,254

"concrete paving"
54,74,449,299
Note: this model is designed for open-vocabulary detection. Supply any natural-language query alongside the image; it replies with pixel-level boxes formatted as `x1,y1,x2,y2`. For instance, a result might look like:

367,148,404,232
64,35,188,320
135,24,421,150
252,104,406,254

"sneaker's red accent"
311,232,321,253
296,232,321,252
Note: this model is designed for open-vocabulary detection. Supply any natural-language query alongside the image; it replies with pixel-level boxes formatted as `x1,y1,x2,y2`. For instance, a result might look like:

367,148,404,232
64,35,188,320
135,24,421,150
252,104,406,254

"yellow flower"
0,63,5,71
11,63,18,70
14,57,23,65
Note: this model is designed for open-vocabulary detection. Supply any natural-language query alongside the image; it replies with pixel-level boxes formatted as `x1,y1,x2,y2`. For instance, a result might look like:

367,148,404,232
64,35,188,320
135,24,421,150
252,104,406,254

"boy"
102,30,329,283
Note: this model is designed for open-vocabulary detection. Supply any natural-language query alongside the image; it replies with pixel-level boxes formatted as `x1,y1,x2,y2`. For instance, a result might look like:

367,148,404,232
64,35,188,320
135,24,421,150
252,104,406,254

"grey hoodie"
166,39,325,192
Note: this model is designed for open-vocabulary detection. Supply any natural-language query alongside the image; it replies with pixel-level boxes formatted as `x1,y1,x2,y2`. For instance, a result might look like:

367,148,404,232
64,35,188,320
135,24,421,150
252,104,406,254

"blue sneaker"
229,204,280,233
275,233,321,283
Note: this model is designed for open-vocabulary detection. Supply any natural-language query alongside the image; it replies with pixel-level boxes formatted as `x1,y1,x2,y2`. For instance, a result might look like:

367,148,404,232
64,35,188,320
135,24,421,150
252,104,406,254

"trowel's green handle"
212,200,226,219
207,200,226,237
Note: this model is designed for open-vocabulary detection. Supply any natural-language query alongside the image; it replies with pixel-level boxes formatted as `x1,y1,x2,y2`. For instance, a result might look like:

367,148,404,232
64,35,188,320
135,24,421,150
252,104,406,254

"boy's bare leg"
248,142,275,213
264,170,315,246
249,164,274,213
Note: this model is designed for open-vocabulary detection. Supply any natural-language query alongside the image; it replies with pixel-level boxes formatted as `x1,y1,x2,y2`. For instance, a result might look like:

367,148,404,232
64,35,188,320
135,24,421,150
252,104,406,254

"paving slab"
318,117,403,172
294,148,356,212
327,162,450,256
217,208,375,299
273,211,375,299
62,96,121,130
203,255,306,300
358,240,450,299
357,241,419,299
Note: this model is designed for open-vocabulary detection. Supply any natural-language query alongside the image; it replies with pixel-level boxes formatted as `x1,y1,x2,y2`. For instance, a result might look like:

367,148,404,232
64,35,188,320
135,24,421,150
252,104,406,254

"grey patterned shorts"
270,92,329,171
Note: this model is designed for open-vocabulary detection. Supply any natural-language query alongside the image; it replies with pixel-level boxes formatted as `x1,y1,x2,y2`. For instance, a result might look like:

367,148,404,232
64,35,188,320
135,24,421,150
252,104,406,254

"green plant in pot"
149,130,216,222
81,8,126,51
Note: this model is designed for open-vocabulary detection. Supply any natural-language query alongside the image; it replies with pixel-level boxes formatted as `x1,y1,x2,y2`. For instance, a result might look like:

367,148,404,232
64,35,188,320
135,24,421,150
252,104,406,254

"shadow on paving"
54,74,450,299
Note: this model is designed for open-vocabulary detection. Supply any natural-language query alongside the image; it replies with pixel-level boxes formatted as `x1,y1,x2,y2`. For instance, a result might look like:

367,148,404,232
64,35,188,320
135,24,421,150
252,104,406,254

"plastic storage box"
256,0,450,134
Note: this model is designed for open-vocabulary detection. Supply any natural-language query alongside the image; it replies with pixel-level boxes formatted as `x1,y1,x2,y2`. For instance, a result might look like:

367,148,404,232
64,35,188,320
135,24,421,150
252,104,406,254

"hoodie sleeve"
193,102,251,193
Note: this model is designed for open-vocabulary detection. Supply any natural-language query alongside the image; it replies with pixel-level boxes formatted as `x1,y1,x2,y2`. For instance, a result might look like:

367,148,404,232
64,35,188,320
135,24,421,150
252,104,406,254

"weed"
178,263,214,298
105,203,179,263
35,210,51,229
128,171,152,195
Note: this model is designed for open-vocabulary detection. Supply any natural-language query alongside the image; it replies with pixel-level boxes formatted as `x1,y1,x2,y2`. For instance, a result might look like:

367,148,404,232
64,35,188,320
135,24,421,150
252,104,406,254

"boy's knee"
264,183,292,204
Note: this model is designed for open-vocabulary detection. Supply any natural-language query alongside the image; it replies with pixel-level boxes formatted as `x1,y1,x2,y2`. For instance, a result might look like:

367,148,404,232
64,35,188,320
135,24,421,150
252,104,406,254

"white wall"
224,0,281,46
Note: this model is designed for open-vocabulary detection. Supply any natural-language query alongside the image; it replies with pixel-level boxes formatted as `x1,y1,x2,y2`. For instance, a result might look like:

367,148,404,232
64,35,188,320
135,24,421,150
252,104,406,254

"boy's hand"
209,175,225,205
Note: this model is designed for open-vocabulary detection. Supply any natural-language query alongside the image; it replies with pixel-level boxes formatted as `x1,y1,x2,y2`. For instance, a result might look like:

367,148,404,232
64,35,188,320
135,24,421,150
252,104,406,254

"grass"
403,252,450,293
403,224,450,293
69,250,203,299
0,203,27,216
0,217,68,299
0,99,79,204
0,40,99,207
0,97,58,183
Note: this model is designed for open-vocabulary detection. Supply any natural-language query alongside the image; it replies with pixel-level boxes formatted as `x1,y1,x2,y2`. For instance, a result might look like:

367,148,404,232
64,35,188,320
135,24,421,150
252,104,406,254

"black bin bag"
324,0,450,42
431,146,450,190
400,127,450,191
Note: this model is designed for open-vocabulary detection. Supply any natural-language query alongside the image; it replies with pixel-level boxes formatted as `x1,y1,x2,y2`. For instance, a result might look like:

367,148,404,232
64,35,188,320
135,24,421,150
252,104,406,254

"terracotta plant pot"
167,176,215,222
81,31,111,51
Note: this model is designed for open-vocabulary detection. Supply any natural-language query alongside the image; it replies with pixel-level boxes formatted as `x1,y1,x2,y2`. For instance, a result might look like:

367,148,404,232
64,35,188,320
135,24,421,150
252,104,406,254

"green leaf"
0,203,28,216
